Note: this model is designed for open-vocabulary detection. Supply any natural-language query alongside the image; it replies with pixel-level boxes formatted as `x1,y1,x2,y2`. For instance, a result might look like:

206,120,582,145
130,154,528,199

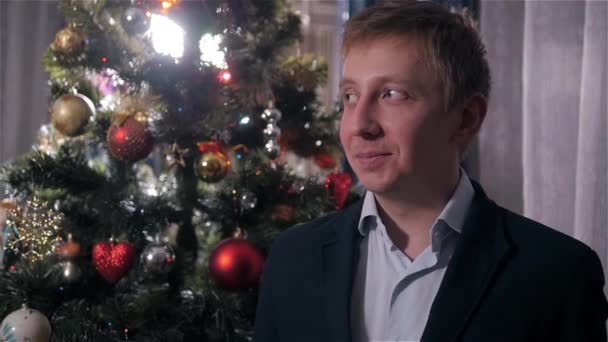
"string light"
218,70,232,83
160,0,179,13
239,116,251,125
146,14,185,59
199,33,227,68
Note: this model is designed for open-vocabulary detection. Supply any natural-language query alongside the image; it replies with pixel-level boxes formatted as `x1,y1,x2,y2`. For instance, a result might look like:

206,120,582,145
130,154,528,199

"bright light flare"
199,33,228,69
218,70,231,83
146,14,185,59
239,116,251,125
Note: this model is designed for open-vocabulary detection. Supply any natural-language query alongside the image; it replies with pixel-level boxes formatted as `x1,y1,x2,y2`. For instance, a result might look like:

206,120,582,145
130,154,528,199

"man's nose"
351,97,383,140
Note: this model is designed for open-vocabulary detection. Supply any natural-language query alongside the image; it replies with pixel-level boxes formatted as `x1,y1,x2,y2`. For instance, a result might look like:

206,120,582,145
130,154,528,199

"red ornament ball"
208,238,264,291
314,151,337,170
107,117,153,162
272,204,295,222
325,172,353,210
92,241,136,283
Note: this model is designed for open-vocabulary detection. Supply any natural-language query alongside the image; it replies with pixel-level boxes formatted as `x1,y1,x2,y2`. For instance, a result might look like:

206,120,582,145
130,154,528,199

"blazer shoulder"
498,205,598,262
271,210,342,252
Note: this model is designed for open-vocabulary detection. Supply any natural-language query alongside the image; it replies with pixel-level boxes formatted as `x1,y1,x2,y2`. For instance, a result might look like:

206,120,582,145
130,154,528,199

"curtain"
479,1,607,271
0,1,63,165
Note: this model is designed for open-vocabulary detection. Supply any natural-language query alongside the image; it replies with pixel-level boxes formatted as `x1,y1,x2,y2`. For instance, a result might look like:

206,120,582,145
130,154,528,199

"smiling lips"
354,151,392,169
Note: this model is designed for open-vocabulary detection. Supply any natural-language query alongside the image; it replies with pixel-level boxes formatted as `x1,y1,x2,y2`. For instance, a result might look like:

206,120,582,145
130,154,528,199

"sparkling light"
219,70,232,83
144,188,159,197
199,33,227,68
239,116,250,125
146,14,185,59
99,94,118,111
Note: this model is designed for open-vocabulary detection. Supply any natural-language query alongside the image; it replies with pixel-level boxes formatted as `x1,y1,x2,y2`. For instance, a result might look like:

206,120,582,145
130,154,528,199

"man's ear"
452,94,487,153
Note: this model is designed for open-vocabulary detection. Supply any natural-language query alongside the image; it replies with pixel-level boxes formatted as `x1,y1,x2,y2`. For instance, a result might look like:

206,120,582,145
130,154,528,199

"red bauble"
325,172,353,210
314,151,337,169
92,241,136,283
107,117,153,162
272,204,294,222
208,238,264,291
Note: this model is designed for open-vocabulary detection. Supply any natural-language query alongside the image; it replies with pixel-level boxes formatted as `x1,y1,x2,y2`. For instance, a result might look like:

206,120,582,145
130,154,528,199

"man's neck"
374,169,461,260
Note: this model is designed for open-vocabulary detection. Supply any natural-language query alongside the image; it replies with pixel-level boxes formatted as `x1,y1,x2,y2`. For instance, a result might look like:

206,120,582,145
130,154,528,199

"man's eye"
342,92,358,103
382,89,407,100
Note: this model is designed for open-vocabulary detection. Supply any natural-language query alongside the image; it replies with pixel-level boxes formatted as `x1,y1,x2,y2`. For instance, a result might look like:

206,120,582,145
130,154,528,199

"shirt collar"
356,168,475,239
435,168,475,234
357,189,380,236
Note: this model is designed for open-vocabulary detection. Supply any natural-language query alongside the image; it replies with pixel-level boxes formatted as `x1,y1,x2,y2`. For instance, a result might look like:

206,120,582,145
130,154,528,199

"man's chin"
358,178,395,196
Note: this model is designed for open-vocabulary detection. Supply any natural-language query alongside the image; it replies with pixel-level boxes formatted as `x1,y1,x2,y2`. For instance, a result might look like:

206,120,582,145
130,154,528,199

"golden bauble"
52,26,86,55
0,198,17,210
50,94,95,137
56,235,81,258
194,151,230,183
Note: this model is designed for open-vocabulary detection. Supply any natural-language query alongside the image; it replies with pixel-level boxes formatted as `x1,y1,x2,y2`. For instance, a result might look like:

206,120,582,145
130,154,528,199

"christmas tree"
0,0,356,340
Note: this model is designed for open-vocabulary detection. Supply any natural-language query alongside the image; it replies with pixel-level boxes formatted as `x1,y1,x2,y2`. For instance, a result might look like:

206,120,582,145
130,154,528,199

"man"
254,1,608,341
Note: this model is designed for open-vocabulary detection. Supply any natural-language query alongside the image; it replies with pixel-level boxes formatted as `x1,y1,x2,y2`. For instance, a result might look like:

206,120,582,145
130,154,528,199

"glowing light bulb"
239,116,251,125
219,70,231,83
199,33,227,68
146,14,185,59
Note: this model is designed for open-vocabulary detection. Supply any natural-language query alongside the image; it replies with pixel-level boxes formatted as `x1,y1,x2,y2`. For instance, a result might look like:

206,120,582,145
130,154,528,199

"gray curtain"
480,1,607,271
0,1,63,164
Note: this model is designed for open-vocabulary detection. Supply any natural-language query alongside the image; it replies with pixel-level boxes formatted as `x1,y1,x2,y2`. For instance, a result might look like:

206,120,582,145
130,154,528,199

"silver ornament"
263,123,281,140
140,242,176,277
122,7,150,35
181,289,194,301
57,260,82,284
290,178,307,194
136,164,159,197
239,190,258,210
35,124,59,156
203,220,221,232
264,140,280,159
158,171,178,199
93,10,117,31
119,199,137,213
192,209,210,226
261,107,282,124
199,197,221,210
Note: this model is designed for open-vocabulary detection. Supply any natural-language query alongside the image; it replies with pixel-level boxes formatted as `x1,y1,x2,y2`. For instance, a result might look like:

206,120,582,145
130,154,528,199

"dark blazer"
254,181,608,342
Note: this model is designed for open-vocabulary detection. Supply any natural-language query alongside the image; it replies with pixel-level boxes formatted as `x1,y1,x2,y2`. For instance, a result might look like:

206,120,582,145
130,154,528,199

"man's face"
339,37,462,196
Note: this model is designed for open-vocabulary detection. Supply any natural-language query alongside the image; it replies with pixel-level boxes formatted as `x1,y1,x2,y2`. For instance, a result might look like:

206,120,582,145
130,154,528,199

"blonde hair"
342,0,491,108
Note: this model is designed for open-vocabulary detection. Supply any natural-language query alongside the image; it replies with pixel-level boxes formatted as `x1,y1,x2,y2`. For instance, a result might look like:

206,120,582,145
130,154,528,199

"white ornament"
0,305,51,342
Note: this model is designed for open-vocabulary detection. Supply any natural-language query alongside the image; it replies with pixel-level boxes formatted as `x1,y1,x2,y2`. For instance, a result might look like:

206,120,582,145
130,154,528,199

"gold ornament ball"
194,151,230,182
56,238,81,258
50,94,95,137
52,26,86,55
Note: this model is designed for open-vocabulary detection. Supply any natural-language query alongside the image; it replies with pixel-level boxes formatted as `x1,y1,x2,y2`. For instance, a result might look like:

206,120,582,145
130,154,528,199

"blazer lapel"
421,181,513,342
320,199,364,341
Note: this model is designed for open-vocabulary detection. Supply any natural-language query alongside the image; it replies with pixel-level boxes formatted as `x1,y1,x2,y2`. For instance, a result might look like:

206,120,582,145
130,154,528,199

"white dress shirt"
351,170,475,342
